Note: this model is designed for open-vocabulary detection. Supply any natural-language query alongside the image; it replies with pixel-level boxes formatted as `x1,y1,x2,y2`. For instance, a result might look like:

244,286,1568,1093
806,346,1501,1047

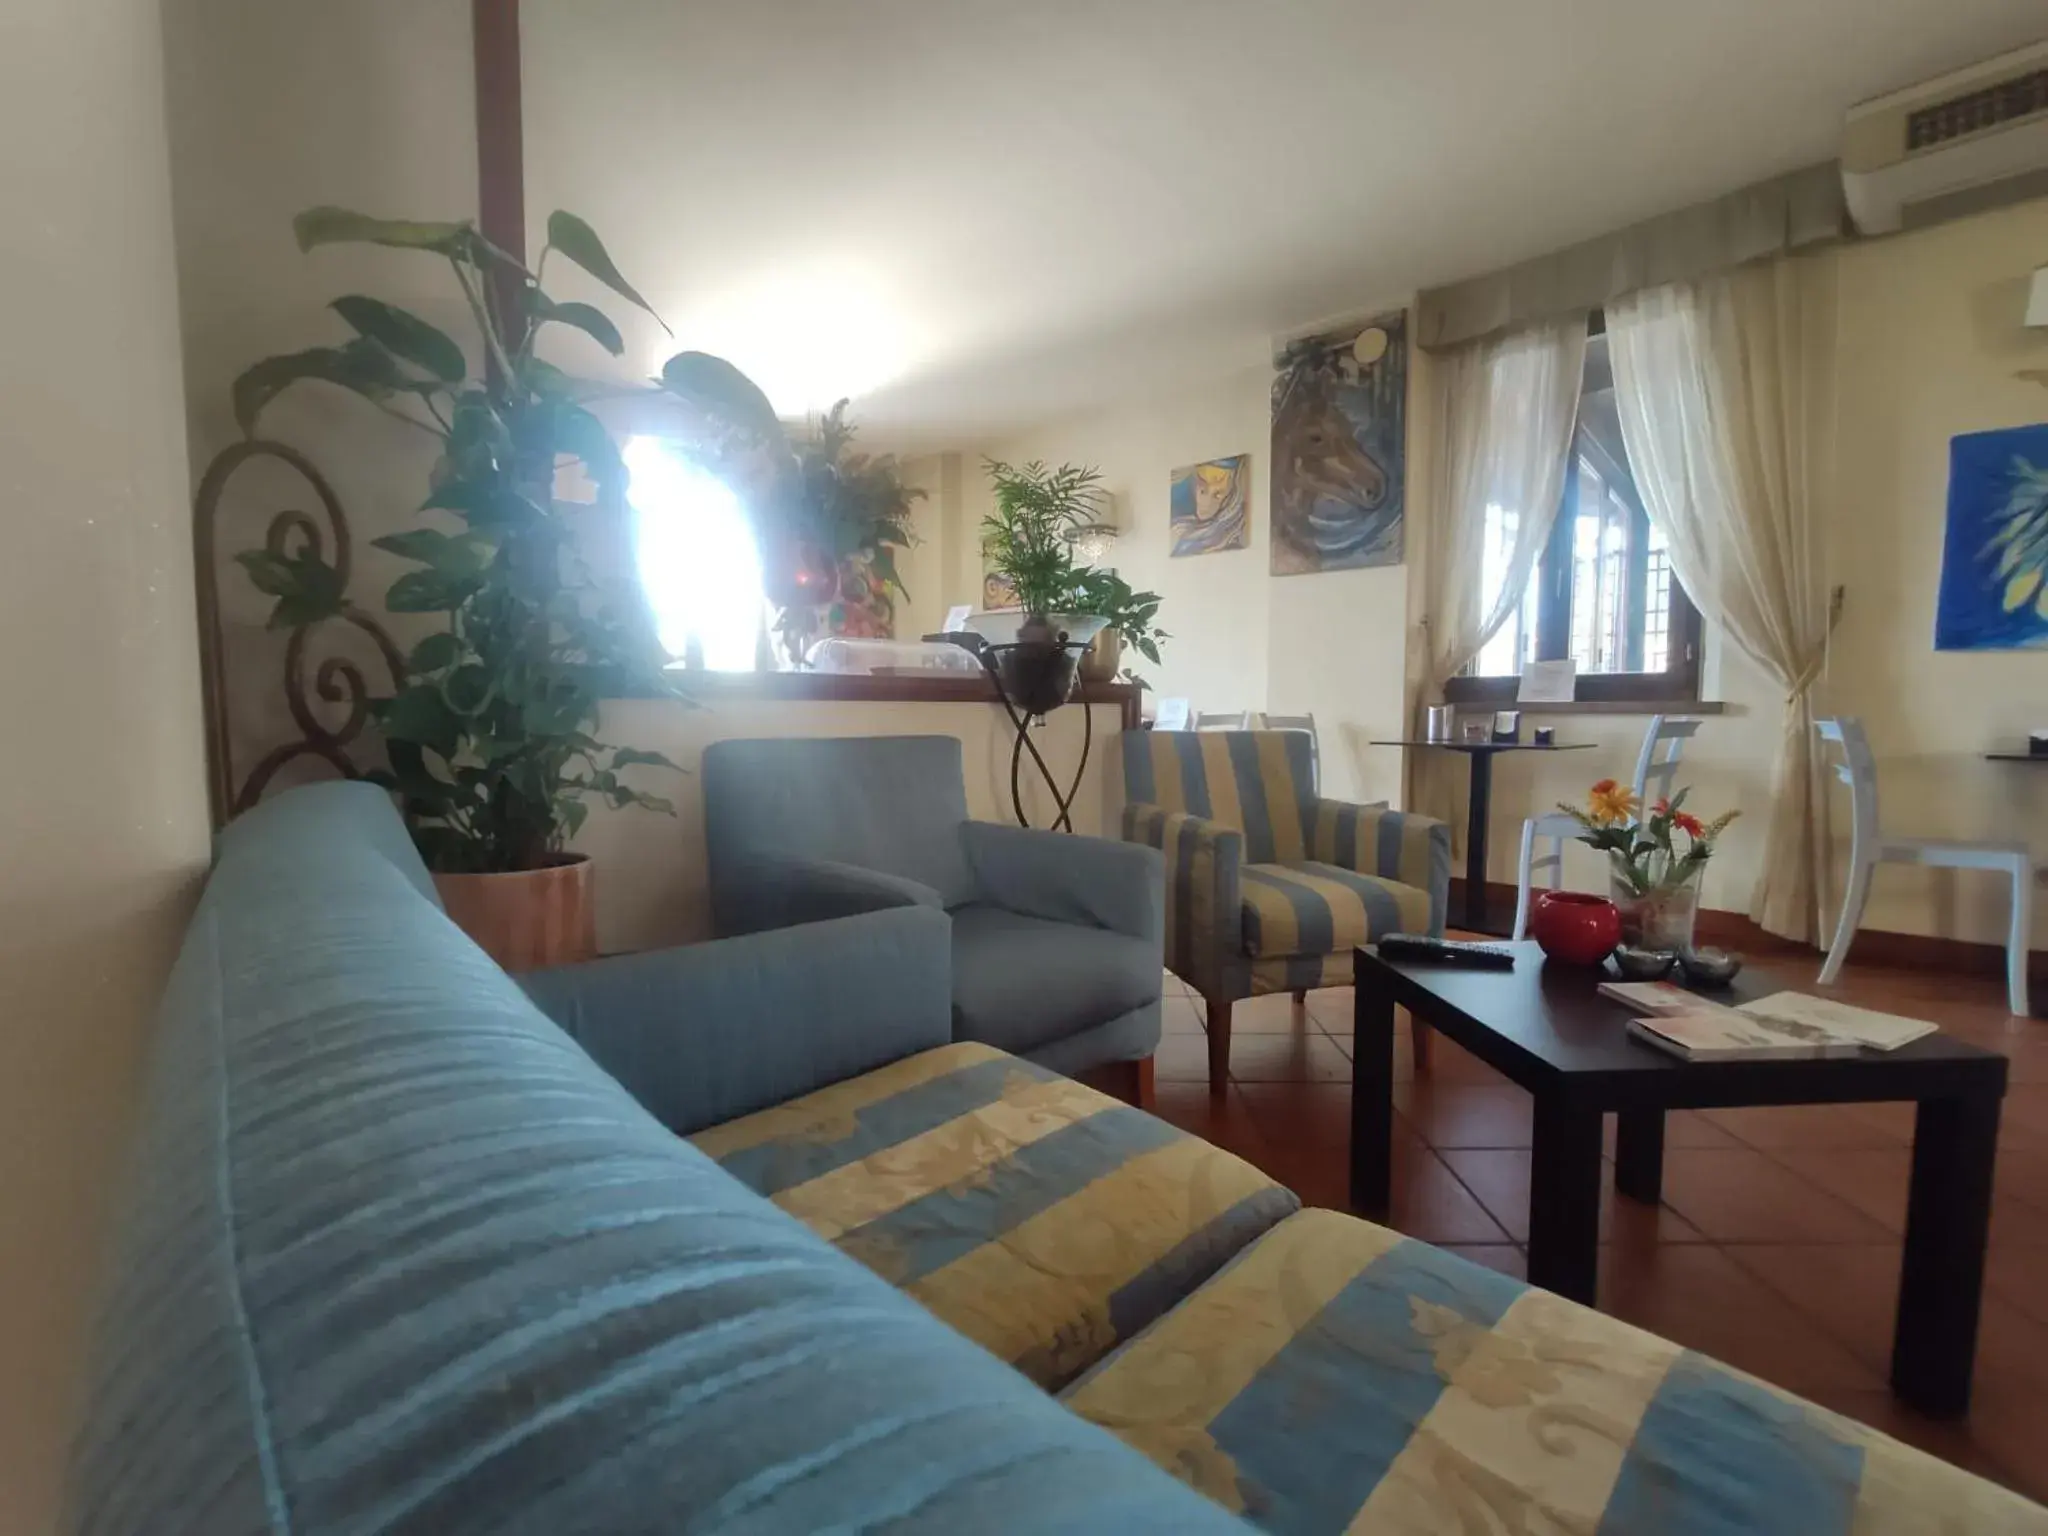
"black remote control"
1376,934,1518,969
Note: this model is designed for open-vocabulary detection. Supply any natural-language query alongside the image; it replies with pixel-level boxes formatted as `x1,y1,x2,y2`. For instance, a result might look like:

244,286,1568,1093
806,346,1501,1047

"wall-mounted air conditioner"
1842,39,2048,235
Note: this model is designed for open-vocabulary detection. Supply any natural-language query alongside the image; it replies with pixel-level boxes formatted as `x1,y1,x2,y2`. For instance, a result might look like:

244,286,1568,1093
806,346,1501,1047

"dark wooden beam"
472,0,526,327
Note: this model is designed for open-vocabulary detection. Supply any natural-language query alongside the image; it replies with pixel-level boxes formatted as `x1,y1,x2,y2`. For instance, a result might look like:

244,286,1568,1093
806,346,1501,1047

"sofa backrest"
67,781,1249,1535
703,734,980,908
1122,729,1315,864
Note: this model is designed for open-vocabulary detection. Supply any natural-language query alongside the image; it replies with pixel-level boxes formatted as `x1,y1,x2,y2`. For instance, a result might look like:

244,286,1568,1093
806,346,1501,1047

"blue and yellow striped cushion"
693,1042,1299,1389
1124,731,1311,864
1066,1210,2045,1533
1240,862,1431,959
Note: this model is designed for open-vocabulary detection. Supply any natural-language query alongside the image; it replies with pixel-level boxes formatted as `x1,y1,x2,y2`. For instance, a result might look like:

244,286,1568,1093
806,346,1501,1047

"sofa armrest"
1122,801,1243,994
959,820,1163,941
714,853,944,936
518,906,953,1135
1306,799,1452,935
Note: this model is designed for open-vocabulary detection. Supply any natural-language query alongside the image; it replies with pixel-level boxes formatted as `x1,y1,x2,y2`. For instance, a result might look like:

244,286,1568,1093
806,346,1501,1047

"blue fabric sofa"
702,735,1165,1081
68,783,2046,1534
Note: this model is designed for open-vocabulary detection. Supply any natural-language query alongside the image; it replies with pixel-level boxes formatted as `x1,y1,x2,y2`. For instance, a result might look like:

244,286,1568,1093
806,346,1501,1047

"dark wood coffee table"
1348,940,2007,1418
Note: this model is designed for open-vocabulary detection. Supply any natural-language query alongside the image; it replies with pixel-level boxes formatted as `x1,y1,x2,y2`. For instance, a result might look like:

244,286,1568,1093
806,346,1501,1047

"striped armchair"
1122,730,1451,1089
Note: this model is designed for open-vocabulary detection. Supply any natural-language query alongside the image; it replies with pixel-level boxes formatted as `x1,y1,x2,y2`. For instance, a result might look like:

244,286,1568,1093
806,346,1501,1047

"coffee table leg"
1892,1092,2000,1418
1614,1110,1665,1203
1350,977,1396,1216
1528,1096,1603,1304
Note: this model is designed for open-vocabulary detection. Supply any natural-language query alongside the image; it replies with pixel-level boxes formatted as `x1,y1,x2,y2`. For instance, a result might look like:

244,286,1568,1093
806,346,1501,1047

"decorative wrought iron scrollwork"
192,439,405,827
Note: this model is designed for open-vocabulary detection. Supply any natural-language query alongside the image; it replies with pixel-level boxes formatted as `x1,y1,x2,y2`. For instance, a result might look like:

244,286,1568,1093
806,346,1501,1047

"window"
1451,325,1701,705
625,436,769,671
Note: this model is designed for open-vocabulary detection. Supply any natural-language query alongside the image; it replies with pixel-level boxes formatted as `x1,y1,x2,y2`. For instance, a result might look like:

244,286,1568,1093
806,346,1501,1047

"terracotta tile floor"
1147,957,2048,1500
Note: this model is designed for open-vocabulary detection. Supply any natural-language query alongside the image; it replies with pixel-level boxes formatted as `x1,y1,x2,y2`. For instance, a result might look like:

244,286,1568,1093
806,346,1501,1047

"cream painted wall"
164,0,478,800
0,1,212,1529
918,364,1413,807
579,697,1131,953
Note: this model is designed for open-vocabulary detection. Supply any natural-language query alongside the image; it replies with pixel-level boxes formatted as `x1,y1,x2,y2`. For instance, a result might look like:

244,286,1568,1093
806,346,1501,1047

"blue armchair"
703,735,1165,1097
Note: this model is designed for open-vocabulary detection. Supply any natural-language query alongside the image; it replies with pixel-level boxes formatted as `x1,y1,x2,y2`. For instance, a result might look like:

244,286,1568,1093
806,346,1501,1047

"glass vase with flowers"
1558,780,1739,952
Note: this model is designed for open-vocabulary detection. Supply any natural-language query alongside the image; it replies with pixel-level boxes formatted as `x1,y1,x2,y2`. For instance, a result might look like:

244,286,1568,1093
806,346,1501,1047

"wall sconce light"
1064,489,1121,566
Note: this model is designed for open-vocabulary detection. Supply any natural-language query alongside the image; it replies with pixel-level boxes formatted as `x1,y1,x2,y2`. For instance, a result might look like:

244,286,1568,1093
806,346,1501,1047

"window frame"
1444,318,1704,710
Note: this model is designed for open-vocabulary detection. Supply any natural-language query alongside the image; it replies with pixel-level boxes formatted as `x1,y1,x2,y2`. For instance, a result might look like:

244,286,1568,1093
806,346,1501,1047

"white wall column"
0,1,212,1527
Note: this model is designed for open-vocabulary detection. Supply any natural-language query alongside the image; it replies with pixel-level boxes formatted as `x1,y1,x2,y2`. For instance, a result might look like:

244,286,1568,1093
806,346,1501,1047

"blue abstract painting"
1935,424,2048,652
1270,311,1406,575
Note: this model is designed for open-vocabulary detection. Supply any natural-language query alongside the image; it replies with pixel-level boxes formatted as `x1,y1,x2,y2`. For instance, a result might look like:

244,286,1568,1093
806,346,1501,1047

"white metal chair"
1259,712,1320,792
1511,715,1704,940
1195,711,1254,731
1816,717,2035,1016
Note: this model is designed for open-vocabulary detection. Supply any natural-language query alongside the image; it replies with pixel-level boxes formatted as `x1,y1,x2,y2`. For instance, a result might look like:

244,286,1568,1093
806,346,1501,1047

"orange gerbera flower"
1673,811,1704,838
1587,779,1638,826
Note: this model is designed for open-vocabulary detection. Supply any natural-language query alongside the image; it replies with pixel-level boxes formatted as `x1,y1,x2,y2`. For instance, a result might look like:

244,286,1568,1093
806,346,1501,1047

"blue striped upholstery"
1122,731,1451,1004
695,1042,1299,1389
1240,861,1431,959
1067,1209,2046,1534
66,782,1259,1536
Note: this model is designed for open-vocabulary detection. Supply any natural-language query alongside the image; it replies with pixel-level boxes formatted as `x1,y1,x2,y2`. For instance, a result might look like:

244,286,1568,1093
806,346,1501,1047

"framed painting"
1270,310,1406,575
1169,454,1249,557
1934,424,2048,652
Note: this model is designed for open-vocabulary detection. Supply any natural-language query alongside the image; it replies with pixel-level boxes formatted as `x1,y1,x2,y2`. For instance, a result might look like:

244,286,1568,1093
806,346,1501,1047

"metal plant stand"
947,632,1096,832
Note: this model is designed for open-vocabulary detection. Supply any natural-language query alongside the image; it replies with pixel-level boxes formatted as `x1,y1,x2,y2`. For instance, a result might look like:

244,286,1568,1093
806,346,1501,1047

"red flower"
1673,811,1704,838
1653,797,1671,815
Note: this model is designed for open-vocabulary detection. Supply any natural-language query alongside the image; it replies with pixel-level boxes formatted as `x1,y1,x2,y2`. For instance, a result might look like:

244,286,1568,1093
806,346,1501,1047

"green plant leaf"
386,568,482,613
610,747,684,773
530,296,625,356
552,404,627,503
545,211,668,331
377,685,463,762
659,352,785,445
408,632,461,674
330,295,466,382
443,664,493,714
372,527,494,576
295,206,472,256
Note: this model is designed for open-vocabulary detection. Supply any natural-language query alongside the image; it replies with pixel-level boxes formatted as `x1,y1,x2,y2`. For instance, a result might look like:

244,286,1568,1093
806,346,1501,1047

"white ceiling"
523,1,2046,449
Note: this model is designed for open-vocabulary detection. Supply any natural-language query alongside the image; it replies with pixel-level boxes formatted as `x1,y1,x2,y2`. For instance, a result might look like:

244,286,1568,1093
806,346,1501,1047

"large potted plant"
231,205,788,969
977,459,1165,711
762,399,923,665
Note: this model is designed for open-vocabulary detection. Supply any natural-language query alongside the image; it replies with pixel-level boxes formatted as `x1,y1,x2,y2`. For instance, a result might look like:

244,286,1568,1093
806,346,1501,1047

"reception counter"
575,671,1142,953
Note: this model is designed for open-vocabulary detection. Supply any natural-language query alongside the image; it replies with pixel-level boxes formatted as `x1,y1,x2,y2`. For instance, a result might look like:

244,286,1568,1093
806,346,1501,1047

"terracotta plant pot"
433,855,597,973
1529,890,1622,967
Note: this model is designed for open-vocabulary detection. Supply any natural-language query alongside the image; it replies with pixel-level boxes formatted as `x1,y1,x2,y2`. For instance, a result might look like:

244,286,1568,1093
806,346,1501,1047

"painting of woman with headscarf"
1270,311,1405,574
1170,454,1250,557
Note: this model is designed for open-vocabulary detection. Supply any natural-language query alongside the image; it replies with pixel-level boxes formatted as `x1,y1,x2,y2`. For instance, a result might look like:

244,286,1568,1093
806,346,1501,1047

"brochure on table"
1600,980,1939,1061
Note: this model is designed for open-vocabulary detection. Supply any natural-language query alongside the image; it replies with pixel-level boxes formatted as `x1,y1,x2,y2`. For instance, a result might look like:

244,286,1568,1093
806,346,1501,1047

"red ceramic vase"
1530,890,1622,966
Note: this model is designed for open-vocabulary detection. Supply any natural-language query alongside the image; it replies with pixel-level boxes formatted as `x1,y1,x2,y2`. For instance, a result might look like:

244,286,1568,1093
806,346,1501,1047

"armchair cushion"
519,906,952,1135
1307,799,1452,936
714,853,945,935
693,1042,1298,1391
1239,862,1432,960
961,820,1163,940
951,904,1162,1057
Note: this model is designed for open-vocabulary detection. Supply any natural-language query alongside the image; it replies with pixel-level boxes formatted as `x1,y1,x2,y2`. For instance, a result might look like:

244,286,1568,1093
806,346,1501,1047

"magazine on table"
1603,980,1939,1061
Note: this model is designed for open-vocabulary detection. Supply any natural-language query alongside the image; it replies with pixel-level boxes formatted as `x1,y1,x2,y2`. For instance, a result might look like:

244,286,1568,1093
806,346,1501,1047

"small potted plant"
976,459,1165,709
760,399,923,666
1558,780,1739,952
1066,566,1167,683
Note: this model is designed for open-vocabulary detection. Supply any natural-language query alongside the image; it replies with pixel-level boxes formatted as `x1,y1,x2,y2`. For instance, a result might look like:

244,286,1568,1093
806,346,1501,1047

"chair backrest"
1195,710,1254,730
1630,715,1703,808
1259,713,1320,793
1815,717,1881,842
1122,729,1314,864
702,735,978,907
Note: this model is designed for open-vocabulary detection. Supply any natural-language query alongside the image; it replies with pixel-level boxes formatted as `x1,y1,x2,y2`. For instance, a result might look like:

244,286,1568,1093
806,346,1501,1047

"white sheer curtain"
1407,316,1588,820
1608,254,1837,941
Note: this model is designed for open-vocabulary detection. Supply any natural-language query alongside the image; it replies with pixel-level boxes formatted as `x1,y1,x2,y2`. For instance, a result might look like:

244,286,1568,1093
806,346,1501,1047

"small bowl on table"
1611,944,1679,982
1678,946,1744,987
